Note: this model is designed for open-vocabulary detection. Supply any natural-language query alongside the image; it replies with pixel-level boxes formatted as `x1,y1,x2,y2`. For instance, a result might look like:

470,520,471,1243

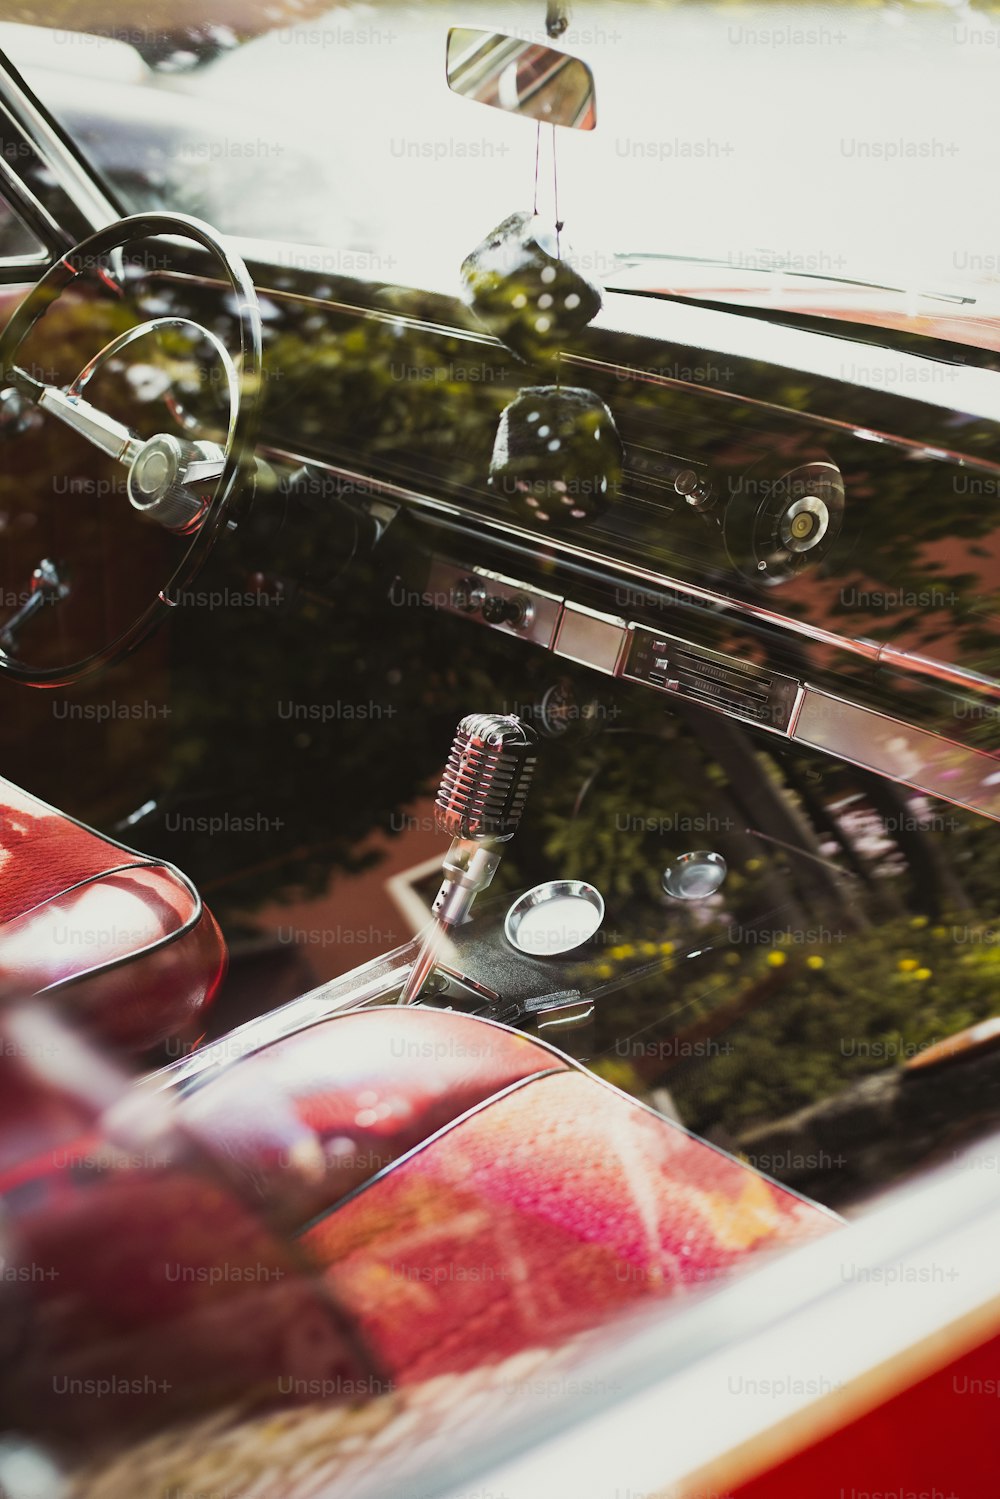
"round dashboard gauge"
537,678,603,738
538,678,578,737
724,459,846,585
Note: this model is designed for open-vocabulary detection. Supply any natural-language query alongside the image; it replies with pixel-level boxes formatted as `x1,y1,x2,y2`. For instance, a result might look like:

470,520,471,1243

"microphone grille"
436,713,537,840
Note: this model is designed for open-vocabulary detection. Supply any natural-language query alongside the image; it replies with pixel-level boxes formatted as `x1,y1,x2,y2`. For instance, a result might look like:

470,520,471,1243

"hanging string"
533,120,542,217
552,123,562,261
554,128,563,392
551,123,564,391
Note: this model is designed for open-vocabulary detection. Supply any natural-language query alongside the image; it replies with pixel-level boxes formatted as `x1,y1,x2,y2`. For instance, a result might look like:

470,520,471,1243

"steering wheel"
0,212,262,686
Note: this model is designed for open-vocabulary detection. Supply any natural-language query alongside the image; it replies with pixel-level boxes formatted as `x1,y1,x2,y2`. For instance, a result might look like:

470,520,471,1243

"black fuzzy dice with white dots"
488,384,623,526
461,210,602,365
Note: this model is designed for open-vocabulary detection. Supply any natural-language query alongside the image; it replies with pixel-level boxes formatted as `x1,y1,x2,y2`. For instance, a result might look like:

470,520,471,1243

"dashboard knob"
481,593,530,627
674,468,714,510
452,576,485,613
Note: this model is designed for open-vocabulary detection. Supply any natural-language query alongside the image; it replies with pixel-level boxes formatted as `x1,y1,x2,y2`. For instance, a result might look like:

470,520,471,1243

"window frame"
0,42,120,280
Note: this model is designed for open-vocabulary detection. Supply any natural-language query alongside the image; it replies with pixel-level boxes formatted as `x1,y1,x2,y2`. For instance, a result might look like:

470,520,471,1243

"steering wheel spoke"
12,368,144,465
0,211,262,686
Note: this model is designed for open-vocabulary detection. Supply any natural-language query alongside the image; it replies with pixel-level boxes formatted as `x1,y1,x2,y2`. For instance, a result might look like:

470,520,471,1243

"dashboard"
142,253,1000,822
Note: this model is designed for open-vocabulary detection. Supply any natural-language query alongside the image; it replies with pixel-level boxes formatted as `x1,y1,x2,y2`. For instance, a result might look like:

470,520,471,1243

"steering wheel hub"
127,433,222,533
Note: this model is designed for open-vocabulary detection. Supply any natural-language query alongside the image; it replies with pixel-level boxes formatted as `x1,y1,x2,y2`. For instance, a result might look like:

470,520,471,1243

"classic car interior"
0,3,998,1497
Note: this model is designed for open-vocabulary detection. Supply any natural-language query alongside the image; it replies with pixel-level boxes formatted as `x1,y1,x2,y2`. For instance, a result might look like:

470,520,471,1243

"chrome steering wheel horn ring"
0,212,263,688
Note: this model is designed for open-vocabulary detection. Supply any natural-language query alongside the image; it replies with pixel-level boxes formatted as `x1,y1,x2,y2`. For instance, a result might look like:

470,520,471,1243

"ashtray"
504,879,605,957
661,850,728,900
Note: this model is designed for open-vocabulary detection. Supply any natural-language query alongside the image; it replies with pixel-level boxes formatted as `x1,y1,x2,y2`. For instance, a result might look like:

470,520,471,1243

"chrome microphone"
398,713,537,1004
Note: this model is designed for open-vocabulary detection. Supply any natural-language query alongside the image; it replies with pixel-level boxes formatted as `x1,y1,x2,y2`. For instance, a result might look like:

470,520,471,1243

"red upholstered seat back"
0,775,226,1049
0,1005,839,1465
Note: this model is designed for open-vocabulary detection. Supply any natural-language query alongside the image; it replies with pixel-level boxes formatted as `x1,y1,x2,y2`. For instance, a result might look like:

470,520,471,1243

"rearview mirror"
446,27,596,130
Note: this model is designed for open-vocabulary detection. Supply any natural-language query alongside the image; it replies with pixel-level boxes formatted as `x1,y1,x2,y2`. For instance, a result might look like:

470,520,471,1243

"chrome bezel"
504,879,606,956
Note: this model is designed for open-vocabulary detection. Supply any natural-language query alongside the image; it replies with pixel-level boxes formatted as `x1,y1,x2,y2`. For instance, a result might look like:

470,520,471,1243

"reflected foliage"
1,245,999,1201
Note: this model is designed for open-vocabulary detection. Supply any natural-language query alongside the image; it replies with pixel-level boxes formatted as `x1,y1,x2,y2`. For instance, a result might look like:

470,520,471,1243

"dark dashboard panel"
142,260,1000,810
226,277,1000,676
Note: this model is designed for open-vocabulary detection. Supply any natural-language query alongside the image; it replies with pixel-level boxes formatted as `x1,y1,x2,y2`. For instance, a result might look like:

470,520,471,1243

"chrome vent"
624,626,800,733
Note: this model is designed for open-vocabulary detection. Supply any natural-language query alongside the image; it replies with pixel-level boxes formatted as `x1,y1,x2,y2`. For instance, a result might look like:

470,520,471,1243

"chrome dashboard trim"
553,601,629,675
278,446,1000,818
259,443,1000,701
791,687,1000,820
623,623,803,736
876,645,1000,695
424,555,563,649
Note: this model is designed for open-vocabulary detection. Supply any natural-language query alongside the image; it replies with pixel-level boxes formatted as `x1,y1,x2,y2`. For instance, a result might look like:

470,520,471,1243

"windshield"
3,17,1000,1485
2,1,1000,316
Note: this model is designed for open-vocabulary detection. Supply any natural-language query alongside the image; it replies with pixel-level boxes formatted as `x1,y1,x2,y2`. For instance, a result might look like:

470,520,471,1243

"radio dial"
452,576,485,613
482,592,531,628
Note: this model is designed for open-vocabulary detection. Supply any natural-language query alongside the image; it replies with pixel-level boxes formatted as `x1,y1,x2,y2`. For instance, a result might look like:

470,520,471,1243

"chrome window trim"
0,246,52,272
0,152,60,265
0,46,118,238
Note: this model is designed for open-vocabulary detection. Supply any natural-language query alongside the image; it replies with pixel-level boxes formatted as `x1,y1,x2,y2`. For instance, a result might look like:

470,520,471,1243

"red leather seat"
0,1005,839,1453
0,775,226,1049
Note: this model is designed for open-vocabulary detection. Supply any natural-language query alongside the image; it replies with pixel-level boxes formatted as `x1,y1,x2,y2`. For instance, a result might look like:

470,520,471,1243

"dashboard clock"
724,458,846,585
